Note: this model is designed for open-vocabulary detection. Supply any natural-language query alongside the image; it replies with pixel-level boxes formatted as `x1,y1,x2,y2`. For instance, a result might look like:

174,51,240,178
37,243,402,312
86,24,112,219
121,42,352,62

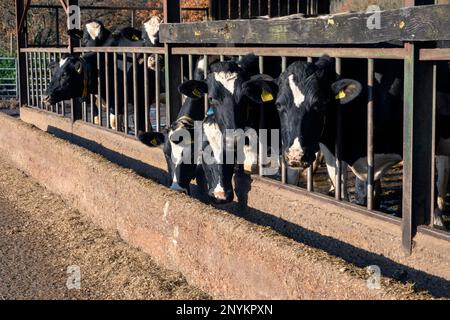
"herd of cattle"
43,16,450,229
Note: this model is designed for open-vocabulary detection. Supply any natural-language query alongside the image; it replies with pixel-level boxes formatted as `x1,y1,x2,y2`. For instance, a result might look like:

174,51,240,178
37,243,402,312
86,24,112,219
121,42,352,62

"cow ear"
74,60,83,74
332,79,362,105
242,78,279,104
178,80,207,100
67,29,84,40
138,131,165,147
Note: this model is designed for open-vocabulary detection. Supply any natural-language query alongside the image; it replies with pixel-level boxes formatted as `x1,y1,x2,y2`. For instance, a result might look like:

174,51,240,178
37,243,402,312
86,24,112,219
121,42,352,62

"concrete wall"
11,108,450,298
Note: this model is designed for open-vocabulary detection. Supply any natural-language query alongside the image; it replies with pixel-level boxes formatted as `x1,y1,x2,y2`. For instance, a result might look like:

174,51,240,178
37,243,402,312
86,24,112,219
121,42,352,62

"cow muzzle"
285,152,316,169
209,189,234,204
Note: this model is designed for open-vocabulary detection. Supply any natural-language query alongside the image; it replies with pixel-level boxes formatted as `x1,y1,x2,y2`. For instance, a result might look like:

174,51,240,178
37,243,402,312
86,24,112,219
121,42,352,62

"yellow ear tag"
335,90,347,100
192,88,202,98
261,89,274,103
150,138,159,146
132,35,139,41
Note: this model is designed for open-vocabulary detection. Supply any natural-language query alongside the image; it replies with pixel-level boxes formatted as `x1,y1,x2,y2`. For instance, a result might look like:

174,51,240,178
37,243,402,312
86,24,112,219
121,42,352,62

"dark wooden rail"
161,4,450,45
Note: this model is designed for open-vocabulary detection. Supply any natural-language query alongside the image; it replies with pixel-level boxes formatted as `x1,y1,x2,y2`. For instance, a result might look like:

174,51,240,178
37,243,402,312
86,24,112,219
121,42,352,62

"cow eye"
276,102,286,112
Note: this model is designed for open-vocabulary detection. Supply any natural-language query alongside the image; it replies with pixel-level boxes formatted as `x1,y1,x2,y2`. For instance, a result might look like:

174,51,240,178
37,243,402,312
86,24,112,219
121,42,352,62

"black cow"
138,56,207,194
177,54,280,203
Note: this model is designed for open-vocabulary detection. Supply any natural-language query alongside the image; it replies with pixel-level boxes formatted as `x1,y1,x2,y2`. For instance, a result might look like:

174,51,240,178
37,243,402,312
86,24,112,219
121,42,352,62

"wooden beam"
160,4,450,45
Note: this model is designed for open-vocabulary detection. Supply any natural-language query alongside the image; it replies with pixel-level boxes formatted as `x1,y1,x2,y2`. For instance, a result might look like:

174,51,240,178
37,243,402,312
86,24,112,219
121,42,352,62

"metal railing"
0,57,18,99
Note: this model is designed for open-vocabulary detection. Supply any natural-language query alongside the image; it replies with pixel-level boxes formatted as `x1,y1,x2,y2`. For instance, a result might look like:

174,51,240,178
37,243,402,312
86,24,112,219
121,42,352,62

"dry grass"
0,155,210,300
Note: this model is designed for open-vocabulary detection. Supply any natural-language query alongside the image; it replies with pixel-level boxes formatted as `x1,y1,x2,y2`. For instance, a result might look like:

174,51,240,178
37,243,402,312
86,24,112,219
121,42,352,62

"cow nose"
213,191,227,201
43,95,51,104
286,138,304,168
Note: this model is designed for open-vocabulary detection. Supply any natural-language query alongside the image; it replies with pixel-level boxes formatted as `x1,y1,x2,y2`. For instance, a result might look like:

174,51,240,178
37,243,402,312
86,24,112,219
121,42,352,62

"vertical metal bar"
113,52,119,131
204,54,209,113
220,55,225,62
259,55,264,177
144,53,150,132
59,52,65,117
402,42,435,254
155,53,161,132
33,52,39,108
188,54,194,80
105,53,110,129
123,52,128,134
281,56,287,184
403,43,415,254
335,57,342,201
26,52,30,105
29,52,35,107
131,9,136,28
43,52,48,111
38,52,43,110
90,94,94,123
15,0,28,110
97,52,102,127
133,52,139,137
306,57,314,191
430,63,437,227
367,59,375,211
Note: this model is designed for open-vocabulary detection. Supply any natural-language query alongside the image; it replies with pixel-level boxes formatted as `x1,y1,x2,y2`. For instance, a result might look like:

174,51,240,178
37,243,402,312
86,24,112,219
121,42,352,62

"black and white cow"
44,46,150,135
243,55,403,204
138,56,207,194
176,54,280,203
68,20,143,48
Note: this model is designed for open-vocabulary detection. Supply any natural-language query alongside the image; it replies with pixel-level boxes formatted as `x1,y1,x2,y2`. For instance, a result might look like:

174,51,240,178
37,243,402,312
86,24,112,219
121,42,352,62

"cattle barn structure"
12,0,450,261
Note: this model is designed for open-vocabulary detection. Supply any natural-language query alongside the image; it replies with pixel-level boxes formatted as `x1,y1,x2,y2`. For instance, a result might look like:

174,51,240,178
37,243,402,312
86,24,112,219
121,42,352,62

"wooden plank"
171,46,408,59
160,5,450,45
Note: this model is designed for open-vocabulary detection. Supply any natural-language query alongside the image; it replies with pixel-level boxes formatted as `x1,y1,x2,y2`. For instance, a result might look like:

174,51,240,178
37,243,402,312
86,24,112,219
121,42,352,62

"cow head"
44,54,96,105
178,55,259,203
142,16,163,46
68,21,112,47
244,56,362,169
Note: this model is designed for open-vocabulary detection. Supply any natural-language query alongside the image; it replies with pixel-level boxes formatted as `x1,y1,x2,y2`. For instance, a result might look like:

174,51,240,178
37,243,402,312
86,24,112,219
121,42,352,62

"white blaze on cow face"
203,122,223,164
59,58,68,68
86,22,102,40
144,16,162,45
214,72,238,94
288,74,305,108
196,56,206,74
287,137,304,167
